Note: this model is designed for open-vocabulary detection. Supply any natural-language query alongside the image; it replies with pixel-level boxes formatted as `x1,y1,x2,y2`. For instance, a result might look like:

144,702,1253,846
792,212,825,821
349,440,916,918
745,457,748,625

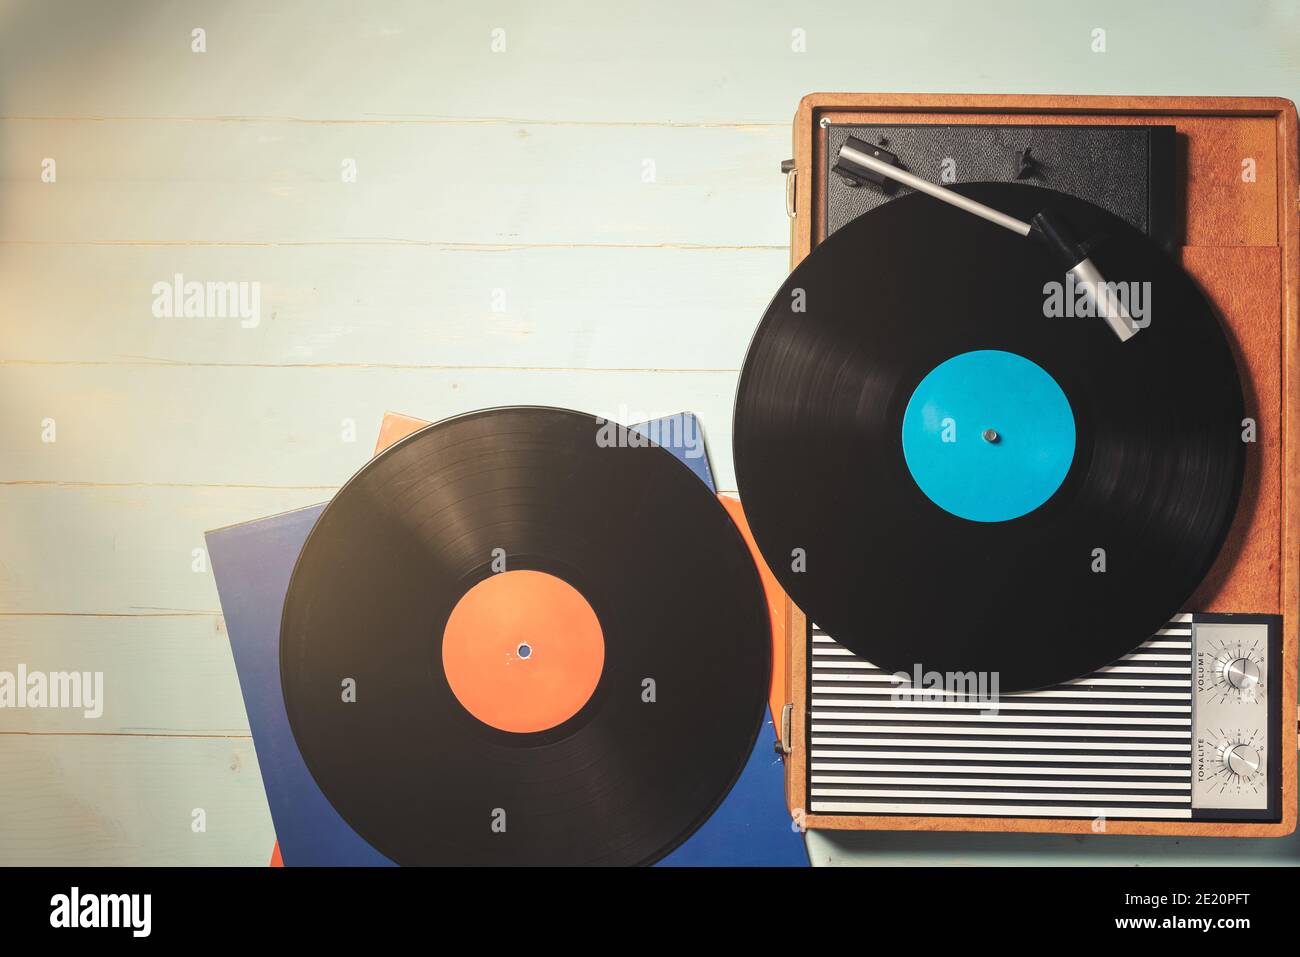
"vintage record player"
754,94,1299,837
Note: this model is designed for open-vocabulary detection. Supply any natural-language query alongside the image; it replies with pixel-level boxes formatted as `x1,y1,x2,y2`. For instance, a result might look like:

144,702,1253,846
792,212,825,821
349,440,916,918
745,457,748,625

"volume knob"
1223,744,1261,779
1222,657,1261,690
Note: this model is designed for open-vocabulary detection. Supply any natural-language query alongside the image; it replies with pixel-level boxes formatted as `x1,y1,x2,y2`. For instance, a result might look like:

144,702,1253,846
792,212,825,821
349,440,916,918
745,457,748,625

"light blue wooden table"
0,0,1296,865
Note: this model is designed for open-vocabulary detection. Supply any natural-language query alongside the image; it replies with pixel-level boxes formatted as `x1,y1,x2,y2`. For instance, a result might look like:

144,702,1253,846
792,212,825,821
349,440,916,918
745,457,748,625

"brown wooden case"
779,94,1299,837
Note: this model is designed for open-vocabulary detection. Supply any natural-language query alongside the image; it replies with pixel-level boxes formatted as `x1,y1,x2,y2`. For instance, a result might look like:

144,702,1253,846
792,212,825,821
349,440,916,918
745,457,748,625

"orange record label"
441,570,605,733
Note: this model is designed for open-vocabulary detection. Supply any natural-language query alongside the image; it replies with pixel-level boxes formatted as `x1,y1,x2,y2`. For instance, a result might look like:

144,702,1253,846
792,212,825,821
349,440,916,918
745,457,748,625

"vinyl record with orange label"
280,406,770,865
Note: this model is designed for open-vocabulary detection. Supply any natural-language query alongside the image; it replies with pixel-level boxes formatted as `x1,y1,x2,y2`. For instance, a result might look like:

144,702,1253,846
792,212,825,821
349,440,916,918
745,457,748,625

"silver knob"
1223,744,1261,778
1222,657,1260,690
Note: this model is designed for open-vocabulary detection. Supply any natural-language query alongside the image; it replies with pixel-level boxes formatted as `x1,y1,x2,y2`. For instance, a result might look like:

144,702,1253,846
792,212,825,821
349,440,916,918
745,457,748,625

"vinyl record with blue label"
281,407,770,865
733,184,1245,692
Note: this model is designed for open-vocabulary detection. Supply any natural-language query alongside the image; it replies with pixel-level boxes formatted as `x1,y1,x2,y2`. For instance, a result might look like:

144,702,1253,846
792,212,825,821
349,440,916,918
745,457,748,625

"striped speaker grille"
809,616,1194,819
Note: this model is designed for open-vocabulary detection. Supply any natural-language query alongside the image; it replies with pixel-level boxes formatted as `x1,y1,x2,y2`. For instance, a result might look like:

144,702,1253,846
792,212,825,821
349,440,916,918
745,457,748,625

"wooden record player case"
775,94,1299,837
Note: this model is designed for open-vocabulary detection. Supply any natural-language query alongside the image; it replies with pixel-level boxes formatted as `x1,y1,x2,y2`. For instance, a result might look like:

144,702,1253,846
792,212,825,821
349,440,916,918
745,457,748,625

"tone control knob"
1223,744,1261,779
1222,657,1261,690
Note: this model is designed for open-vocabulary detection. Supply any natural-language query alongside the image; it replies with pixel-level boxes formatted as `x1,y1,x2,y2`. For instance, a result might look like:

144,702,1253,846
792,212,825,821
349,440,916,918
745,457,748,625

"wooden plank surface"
0,487,324,615
0,735,273,866
1,0,1296,123
0,616,246,734
0,119,786,247
1,0,1297,866
0,244,786,368
0,366,742,487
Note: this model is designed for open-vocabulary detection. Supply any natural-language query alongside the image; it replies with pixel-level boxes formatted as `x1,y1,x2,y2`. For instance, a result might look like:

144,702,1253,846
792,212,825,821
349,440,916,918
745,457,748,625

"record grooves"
734,183,1246,692
281,406,770,866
